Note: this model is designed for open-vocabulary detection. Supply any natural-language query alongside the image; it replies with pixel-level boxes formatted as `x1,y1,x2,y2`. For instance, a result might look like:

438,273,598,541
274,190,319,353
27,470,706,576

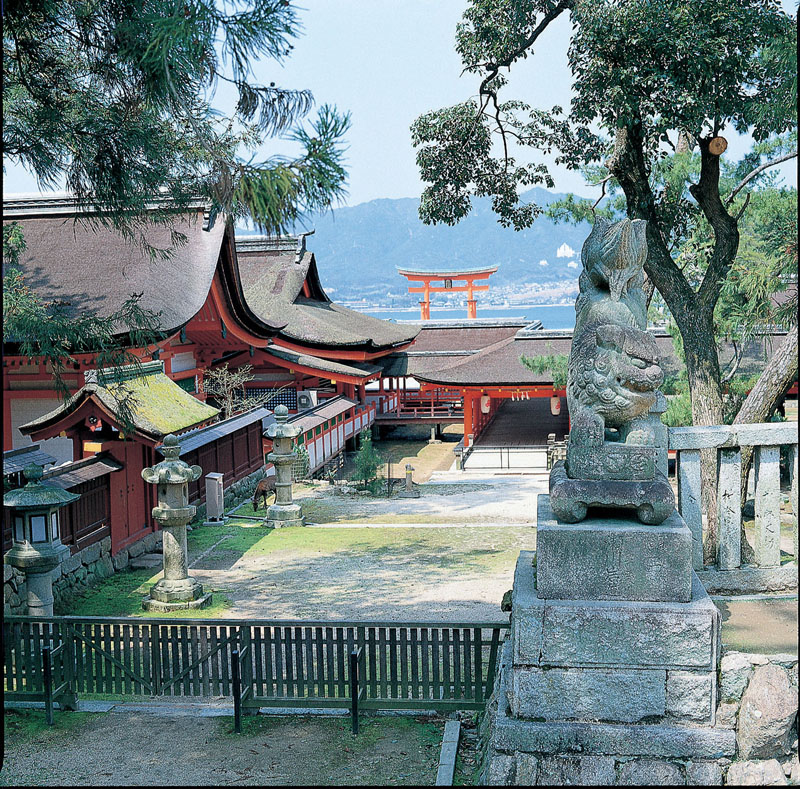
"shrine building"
2,194,417,556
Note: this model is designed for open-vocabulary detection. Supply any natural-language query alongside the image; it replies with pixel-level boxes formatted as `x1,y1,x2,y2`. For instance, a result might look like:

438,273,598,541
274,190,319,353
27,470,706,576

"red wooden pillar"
420,280,431,320
463,392,474,445
2,392,12,451
466,277,477,319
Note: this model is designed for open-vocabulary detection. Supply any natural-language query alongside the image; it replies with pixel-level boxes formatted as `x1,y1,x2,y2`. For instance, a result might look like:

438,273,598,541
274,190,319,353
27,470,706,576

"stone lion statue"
551,217,674,524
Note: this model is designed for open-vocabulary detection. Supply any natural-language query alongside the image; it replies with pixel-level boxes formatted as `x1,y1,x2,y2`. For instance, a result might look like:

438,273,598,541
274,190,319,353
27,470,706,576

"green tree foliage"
353,430,381,489
520,353,568,389
410,0,796,418
4,0,350,240
292,442,310,482
3,223,164,432
413,0,796,563
3,1,350,426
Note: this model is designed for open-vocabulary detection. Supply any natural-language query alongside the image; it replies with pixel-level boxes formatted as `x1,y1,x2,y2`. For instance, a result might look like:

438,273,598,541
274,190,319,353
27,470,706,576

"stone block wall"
480,644,799,786
220,466,269,514
3,530,164,615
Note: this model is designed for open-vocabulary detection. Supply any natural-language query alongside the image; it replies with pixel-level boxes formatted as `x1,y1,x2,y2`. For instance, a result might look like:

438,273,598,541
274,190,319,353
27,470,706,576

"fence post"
60,630,79,711
231,647,242,734
350,647,361,735
151,623,162,695
43,645,54,726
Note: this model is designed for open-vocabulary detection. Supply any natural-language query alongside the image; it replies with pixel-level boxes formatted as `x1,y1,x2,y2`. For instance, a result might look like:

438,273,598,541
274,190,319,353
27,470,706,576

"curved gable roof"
3,195,227,337
236,237,419,352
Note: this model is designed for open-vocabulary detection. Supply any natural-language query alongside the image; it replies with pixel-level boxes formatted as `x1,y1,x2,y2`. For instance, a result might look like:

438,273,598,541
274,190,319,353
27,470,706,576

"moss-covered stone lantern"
3,463,78,616
264,405,304,528
141,434,211,611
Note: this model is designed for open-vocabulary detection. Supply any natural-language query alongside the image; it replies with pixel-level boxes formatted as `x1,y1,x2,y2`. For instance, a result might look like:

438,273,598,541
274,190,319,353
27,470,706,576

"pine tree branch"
725,151,798,206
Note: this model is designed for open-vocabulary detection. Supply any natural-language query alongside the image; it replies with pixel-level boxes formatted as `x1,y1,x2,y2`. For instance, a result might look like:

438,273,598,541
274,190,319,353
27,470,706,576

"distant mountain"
237,187,592,300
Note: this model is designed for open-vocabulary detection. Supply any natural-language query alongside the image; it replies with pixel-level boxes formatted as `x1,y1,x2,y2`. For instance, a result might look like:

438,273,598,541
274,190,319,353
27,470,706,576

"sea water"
362,304,576,329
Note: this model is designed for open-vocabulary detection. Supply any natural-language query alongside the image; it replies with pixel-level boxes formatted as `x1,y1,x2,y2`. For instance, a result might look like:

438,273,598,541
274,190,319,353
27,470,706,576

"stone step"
129,553,162,570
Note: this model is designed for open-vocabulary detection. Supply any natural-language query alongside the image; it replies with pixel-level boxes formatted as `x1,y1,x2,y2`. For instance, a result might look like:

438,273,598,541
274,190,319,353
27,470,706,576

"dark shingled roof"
177,405,273,455
267,345,382,380
3,445,58,476
236,236,419,352
289,396,358,432
403,321,528,353
41,453,123,489
3,194,227,337
410,327,784,387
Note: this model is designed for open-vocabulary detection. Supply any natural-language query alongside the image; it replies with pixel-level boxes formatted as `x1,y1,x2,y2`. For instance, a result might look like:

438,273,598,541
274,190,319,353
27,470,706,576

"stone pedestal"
509,549,719,724
143,521,211,612
23,547,68,616
536,496,692,603
398,463,420,498
483,495,734,785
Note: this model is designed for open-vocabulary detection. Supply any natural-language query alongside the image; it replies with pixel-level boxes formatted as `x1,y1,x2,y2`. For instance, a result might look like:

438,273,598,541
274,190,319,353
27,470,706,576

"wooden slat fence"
4,617,508,713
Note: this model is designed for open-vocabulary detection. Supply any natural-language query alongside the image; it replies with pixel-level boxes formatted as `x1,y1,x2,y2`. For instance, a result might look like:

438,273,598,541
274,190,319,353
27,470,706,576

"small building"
16,361,220,553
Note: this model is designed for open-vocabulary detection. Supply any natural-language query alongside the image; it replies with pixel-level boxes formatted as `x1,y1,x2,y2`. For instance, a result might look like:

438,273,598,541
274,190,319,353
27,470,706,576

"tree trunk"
734,325,799,561
675,307,726,565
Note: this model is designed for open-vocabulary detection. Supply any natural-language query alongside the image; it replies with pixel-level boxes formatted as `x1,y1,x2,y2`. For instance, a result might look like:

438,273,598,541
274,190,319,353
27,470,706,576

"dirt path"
1,710,443,786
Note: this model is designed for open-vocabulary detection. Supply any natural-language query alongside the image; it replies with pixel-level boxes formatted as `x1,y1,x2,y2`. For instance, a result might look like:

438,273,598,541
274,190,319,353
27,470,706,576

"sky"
3,0,796,206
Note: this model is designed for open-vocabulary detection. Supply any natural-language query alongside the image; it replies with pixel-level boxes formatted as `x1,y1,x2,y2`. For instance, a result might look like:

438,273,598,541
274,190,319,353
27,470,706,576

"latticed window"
246,387,297,410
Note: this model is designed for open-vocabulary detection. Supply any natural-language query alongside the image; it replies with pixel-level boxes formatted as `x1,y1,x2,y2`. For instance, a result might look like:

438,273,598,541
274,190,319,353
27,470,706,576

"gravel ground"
188,520,535,622
293,471,549,525
0,709,443,786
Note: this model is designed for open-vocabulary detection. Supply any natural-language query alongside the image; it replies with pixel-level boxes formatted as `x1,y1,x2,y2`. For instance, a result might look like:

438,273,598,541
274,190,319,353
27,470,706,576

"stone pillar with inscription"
482,221,734,786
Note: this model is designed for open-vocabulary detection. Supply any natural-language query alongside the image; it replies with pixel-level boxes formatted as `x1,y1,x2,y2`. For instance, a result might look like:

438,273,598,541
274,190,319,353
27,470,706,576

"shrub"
352,430,381,488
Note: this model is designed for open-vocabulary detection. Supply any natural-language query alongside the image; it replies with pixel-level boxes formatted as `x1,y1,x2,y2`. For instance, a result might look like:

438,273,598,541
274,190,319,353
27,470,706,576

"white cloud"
538,259,549,267
567,261,579,269
556,243,576,258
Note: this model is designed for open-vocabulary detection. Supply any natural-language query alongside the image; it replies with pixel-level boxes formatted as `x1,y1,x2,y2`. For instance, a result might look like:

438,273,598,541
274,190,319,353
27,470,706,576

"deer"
252,475,277,511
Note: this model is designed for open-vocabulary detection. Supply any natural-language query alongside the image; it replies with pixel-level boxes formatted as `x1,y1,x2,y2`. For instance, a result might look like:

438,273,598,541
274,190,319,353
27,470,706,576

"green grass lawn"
3,708,96,746
56,519,534,618
57,565,233,618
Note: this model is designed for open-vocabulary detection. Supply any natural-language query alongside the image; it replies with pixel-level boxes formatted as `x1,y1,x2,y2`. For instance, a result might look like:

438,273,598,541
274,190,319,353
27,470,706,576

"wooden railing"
669,422,798,591
4,617,509,715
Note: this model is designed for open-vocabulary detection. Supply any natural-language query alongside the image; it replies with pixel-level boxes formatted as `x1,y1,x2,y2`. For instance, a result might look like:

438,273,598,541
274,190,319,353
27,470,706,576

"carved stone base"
536,495,693,603
142,593,213,612
266,502,304,528
566,442,656,480
397,489,420,498
549,460,674,524
147,576,206,603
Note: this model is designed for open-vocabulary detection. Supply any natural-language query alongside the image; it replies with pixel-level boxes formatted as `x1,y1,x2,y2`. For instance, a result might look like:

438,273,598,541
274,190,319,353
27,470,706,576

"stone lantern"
264,405,304,527
3,463,77,616
141,434,211,610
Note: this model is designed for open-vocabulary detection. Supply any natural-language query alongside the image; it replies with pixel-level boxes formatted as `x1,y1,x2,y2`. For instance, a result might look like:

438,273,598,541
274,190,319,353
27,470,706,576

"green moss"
58,566,232,618
3,708,95,746
101,371,219,435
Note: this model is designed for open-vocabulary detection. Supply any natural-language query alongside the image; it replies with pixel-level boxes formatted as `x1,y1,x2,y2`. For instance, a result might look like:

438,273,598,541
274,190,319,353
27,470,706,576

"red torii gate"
397,266,498,320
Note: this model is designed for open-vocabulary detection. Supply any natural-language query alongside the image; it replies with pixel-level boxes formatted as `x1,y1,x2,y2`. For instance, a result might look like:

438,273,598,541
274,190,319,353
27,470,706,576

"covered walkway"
475,399,569,448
